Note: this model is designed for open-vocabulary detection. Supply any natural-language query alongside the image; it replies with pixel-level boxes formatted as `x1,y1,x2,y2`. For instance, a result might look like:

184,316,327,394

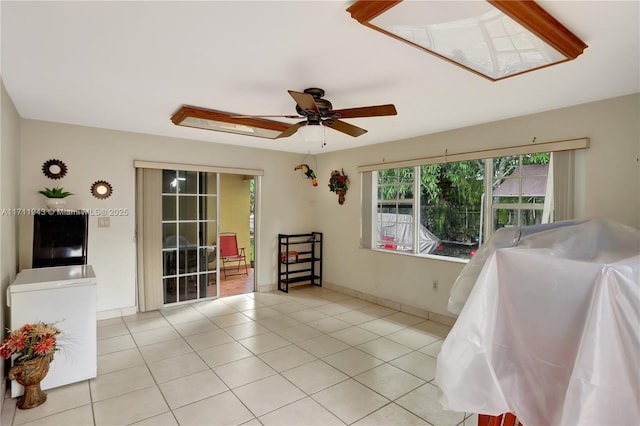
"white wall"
18,120,315,316
0,78,21,411
313,94,640,318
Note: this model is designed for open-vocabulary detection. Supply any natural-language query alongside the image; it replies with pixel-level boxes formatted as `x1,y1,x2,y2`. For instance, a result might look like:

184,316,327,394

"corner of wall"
0,76,22,418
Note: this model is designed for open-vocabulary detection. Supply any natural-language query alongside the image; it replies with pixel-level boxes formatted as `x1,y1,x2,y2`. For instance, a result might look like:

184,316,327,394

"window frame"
360,138,588,262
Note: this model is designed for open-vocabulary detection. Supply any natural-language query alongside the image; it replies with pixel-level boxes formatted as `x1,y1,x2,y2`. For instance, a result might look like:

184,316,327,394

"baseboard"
96,306,137,321
323,281,456,327
257,283,277,293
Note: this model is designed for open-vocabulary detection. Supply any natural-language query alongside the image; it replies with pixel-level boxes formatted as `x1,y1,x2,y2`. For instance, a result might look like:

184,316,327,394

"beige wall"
0,78,21,408
314,93,640,318
17,120,315,317
8,93,640,323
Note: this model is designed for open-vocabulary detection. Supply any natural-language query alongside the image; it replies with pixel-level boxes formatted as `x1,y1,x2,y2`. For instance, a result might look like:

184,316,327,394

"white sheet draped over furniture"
436,219,640,425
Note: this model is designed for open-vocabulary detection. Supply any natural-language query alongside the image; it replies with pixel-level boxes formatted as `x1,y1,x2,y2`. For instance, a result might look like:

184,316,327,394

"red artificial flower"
33,336,56,355
0,346,12,359
6,333,28,352
21,324,34,333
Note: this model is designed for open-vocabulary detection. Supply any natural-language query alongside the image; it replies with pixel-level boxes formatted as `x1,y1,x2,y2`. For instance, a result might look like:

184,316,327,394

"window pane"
163,223,177,248
182,275,198,301
179,223,197,246
491,153,550,234
200,247,216,272
521,177,546,198
162,170,178,194
375,168,415,253
378,172,397,185
419,160,483,259
200,195,217,222
163,195,176,220
163,250,176,276
179,247,198,274
179,171,199,194
521,152,550,165
198,222,208,247
198,273,210,298
178,196,198,221
164,277,177,304
206,282,216,299
494,162,548,200
492,156,519,181
493,208,518,229
377,208,414,252
493,195,519,204
519,209,543,227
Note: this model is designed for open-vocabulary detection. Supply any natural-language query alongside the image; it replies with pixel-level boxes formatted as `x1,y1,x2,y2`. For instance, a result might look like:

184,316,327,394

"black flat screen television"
32,212,88,268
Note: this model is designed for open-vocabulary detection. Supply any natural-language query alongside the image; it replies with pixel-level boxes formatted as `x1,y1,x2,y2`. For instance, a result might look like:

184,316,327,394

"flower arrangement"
0,322,61,363
38,187,73,198
328,169,349,193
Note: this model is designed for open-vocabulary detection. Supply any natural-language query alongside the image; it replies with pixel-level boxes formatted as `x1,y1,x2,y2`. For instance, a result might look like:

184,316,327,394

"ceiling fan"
171,87,397,140
236,87,397,139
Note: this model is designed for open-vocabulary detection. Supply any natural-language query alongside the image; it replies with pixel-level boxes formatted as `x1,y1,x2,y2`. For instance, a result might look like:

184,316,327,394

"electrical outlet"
98,217,110,228
432,280,439,290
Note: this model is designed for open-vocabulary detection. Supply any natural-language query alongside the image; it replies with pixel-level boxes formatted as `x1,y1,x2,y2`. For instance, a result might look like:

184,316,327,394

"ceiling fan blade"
276,121,305,139
329,104,397,119
324,119,368,137
288,90,319,114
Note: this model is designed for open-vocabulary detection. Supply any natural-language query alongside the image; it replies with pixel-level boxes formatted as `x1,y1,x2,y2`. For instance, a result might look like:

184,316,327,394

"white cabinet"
7,265,97,397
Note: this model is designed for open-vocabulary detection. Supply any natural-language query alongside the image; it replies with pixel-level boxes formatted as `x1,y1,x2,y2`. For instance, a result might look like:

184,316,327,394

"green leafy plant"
38,186,73,198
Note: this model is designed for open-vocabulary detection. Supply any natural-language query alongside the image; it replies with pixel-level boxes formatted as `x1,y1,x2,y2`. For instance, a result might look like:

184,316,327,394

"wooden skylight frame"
347,0,588,81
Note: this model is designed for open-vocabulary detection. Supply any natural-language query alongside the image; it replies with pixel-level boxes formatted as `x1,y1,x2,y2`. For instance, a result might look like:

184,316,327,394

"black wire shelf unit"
278,232,322,293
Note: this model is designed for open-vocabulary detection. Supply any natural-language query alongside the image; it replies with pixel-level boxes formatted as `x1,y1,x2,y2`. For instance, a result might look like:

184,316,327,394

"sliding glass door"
161,170,218,303
135,161,262,311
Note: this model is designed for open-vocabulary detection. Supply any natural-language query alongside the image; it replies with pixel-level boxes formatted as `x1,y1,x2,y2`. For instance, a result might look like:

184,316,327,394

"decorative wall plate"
91,180,113,199
42,159,68,179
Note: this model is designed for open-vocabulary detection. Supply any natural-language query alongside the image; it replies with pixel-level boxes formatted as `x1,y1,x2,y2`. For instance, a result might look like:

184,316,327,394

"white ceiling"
1,1,638,154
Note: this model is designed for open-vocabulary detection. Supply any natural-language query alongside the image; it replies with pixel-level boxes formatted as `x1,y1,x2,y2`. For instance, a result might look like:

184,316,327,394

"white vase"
46,198,66,210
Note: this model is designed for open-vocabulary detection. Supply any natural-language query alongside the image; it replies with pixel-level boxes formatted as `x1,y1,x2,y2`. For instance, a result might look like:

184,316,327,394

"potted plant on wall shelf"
38,186,73,209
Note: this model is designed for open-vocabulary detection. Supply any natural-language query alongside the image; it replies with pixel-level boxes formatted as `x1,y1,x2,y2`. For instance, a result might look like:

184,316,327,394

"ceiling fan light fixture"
298,122,326,144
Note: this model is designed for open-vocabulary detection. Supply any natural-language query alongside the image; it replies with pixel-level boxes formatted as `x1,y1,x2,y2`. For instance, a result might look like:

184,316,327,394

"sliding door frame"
134,160,263,311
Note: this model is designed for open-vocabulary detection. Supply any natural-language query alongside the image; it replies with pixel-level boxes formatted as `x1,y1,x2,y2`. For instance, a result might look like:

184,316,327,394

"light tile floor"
2,285,478,426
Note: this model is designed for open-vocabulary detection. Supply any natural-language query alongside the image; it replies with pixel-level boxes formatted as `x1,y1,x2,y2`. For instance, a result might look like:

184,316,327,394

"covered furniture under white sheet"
436,219,640,425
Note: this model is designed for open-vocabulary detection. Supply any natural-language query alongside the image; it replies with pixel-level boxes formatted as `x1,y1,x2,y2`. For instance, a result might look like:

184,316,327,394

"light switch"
98,217,110,228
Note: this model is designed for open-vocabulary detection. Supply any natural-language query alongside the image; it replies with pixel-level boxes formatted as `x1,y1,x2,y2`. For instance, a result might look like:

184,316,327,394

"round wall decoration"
90,180,113,199
42,159,68,180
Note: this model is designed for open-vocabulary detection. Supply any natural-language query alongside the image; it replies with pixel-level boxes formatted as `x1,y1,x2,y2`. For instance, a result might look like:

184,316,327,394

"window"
490,153,552,231
369,152,553,261
377,168,415,252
